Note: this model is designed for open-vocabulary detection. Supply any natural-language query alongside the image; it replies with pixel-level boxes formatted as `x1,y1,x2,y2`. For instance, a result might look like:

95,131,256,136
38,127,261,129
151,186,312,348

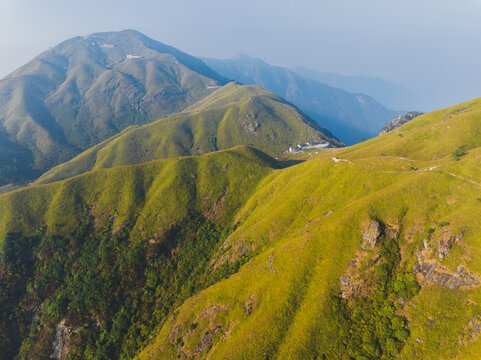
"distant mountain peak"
0,30,228,187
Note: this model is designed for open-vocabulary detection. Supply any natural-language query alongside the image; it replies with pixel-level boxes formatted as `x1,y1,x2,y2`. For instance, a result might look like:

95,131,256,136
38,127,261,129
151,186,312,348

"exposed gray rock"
437,231,464,260
50,319,77,360
460,314,481,345
380,111,424,134
340,275,350,287
243,114,260,134
169,324,185,345
414,252,480,289
268,254,275,273
340,275,352,299
469,315,481,334
361,220,381,251
197,332,213,353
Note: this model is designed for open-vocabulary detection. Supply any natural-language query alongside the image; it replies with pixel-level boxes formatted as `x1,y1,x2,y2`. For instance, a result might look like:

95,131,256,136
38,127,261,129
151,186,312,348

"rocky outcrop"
414,251,480,289
243,113,260,135
210,235,252,270
339,219,386,299
244,293,258,316
361,220,381,251
50,319,77,360
433,227,465,260
339,249,373,299
167,303,236,359
380,111,424,134
460,314,481,345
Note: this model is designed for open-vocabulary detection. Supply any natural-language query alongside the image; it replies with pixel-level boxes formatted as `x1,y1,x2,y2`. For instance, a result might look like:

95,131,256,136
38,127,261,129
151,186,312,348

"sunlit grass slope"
0,146,277,242
4,97,481,359
136,97,481,359
0,146,280,359
340,97,481,161
34,82,341,185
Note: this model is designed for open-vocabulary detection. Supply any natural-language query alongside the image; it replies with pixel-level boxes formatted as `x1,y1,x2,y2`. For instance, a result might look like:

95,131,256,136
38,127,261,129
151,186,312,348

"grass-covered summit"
0,29,227,187
34,82,341,185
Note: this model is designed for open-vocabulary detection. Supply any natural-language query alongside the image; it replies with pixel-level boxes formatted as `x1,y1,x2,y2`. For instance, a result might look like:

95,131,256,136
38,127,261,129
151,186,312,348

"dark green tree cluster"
451,145,468,161
322,232,420,360
0,210,240,360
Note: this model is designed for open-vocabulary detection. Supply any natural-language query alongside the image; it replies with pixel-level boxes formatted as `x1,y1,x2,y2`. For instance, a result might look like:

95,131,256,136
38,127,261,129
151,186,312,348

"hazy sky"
1,0,481,111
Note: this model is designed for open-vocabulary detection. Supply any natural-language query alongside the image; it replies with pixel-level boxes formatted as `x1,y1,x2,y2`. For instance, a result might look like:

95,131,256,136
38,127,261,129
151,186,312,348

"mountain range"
3,93,481,359
0,31,403,189
203,55,401,144
2,30,481,360
0,30,227,187
34,82,340,185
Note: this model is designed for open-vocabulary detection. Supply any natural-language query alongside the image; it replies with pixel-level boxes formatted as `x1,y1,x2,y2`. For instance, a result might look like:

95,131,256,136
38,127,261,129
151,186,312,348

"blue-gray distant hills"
292,66,414,111
0,30,228,186
203,55,402,145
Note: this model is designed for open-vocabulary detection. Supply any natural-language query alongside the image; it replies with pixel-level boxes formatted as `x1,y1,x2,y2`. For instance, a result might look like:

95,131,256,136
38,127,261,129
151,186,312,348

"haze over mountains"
292,66,415,111
0,30,404,188
203,55,401,144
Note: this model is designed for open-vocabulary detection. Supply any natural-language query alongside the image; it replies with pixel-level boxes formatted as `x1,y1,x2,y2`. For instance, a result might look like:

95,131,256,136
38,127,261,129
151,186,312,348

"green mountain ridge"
135,97,481,359
3,90,481,358
33,82,341,186
0,30,228,187
0,145,279,359
202,55,401,144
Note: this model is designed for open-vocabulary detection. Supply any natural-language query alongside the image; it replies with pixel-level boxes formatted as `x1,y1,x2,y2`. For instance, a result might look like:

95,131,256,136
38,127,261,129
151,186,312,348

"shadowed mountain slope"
292,66,414,111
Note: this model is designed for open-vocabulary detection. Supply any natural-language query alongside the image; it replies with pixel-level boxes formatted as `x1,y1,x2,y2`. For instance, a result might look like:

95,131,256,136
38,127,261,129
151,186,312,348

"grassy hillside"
339,98,481,161
4,97,481,359
135,97,481,359
0,146,278,359
0,146,277,239
0,30,227,187
34,83,341,185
